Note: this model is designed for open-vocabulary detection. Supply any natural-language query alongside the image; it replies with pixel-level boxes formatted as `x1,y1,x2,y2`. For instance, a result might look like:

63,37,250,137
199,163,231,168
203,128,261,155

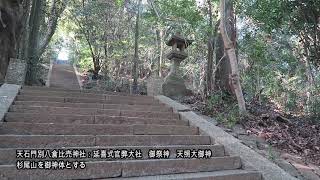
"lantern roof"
166,33,193,48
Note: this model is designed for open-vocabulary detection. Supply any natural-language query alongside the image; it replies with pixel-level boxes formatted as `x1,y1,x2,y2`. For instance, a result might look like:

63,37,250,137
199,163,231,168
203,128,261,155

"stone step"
0,145,225,165
0,157,242,179
9,106,178,119
12,102,172,112
19,89,154,100
109,170,262,180
0,135,213,148
5,113,186,126
23,86,78,91
19,92,154,102
22,86,146,96
16,95,159,105
0,123,198,135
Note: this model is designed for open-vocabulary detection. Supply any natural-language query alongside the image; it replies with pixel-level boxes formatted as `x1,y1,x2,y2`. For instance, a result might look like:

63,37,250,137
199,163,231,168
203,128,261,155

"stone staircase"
0,86,262,180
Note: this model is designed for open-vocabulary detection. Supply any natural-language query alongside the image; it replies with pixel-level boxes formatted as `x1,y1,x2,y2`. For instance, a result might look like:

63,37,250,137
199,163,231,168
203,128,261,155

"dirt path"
49,64,80,90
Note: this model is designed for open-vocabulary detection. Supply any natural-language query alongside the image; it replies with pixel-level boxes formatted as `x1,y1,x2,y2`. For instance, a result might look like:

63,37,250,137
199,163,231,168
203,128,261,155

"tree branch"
38,0,66,57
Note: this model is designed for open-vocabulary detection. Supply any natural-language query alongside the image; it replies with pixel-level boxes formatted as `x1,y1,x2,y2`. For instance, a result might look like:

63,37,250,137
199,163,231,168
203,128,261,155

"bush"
207,92,239,128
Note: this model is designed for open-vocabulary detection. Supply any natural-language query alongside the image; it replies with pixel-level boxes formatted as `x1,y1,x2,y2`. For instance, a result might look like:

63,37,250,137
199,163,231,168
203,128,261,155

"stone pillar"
147,76,164,96
5,58,27,85
162,34,193,98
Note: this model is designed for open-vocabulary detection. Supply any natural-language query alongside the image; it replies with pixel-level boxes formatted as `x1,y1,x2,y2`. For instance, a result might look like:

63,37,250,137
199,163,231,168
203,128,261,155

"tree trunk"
219,0,246,114
132,0,141,93
0,0,23,82
18,0,31,60
25,0,43,85
156,29,164,77
215,32,233,93
38,0,66,58
159,29,164,77
199,63,206,99
205,0,214,96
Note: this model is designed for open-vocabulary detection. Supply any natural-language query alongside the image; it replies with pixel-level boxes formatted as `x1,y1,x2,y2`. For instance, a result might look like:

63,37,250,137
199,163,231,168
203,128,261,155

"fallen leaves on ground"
179,94,320,166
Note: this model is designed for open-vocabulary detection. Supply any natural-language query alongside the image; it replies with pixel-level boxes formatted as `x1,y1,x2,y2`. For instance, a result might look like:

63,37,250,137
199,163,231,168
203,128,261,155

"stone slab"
104,99,159,105
20,91,105,98
96,135,213,146
23,86,79,91
0,122,133,135
16,95,65,102
133,125,199,135
21,88,155,99
5,112,95,124
110,170,261,180
1,135,210,148
0,84,21,122
16,95,157,105
0,123,198,136
20,90,156,102
105,104,172,112
13,101,104,109
5,112,186,126
122,157,241,177
65,97,158,105
22,86,150,97
10,106,100,115
156,95,298,180
0,159,257,180
118,110,178,119
0,161,122,179
155,95,190,113
13,101,169,112
0,135,95,148
106,95,155,101
95,116,188,126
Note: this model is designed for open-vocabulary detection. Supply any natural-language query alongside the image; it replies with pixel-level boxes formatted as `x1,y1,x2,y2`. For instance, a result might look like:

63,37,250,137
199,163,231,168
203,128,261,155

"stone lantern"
162,33,193,98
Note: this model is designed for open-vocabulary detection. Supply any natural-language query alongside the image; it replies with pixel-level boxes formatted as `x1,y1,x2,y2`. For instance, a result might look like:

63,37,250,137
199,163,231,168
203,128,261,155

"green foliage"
238,31,311,113
115,0,125,7
237,0,288,33
147,0,206,32
207,92,239,128
215,104,239,128
238,0,320,67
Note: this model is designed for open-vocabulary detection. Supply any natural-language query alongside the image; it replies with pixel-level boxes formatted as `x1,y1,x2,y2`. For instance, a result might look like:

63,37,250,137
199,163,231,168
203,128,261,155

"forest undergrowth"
180,93,320,166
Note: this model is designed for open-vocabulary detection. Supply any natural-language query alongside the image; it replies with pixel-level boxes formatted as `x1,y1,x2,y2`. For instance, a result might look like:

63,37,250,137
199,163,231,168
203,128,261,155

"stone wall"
5,58,27,85
147,76,164,96
0,84,21,122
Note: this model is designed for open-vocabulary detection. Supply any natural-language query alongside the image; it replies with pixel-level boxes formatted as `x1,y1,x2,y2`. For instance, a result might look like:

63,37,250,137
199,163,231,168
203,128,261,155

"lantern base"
162,73,188,98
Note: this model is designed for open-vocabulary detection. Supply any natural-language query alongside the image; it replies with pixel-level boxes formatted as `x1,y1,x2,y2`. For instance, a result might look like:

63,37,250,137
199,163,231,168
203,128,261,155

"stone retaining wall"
147,76,164,96
0,84,21,122
4,58,27,85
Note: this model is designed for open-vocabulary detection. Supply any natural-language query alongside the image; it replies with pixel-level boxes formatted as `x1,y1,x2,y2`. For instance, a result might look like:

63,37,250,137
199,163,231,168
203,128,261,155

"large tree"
0,0,65,84
0,0,24,82
132,0,142,93
25,0,66,84
219,0,246,114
